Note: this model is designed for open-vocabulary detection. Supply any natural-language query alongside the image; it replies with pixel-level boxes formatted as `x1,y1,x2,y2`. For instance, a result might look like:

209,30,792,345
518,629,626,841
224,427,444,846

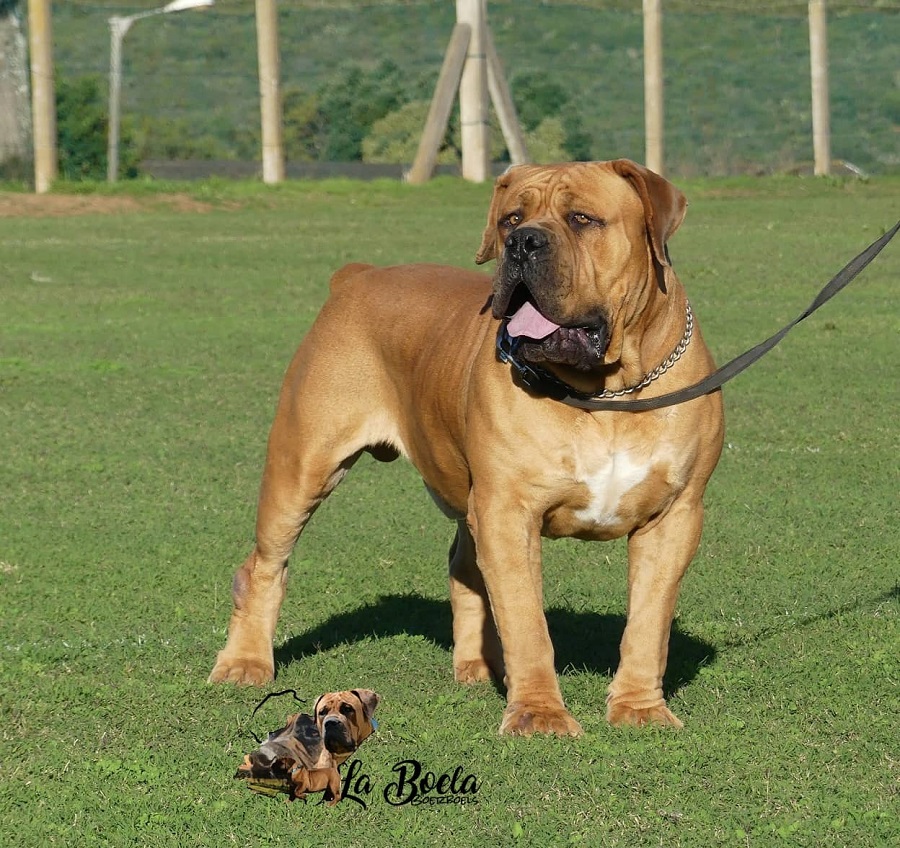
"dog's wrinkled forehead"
314,689,380,724
496,165,591,215
475,163,633,265
475,160,687,286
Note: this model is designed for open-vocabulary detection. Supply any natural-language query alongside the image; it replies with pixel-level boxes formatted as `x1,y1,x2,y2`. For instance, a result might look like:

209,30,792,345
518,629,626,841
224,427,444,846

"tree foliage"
360,70,592,166
56,75,139,179
282,87,325,162
315,60,415,161
510,71,592,161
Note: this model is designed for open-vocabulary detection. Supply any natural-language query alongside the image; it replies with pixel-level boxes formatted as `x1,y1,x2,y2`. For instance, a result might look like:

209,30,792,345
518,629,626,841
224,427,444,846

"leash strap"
501,220,899,413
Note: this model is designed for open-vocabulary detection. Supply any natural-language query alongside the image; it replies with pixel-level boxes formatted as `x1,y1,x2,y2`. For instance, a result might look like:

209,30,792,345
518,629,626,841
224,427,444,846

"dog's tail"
329,263,375,294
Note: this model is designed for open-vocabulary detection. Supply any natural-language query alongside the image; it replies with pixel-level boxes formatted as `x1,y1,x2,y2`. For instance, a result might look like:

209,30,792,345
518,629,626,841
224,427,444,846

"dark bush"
56,74,140,179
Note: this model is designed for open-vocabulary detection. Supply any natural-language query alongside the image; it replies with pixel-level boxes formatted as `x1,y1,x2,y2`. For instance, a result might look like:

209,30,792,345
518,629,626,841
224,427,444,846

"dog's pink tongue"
507,301,560,340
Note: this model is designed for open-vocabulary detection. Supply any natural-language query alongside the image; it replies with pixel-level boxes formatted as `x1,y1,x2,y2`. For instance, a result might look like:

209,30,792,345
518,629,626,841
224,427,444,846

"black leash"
497,220,899,412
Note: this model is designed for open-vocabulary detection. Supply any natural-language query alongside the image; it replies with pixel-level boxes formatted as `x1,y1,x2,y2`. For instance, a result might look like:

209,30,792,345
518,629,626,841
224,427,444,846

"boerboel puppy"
313,689,380,765
236,711,342,804
209,160,724,736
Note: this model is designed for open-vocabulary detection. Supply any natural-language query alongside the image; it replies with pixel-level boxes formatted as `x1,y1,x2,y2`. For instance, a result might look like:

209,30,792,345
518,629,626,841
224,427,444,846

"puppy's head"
238,712,323,779
313,689,380,763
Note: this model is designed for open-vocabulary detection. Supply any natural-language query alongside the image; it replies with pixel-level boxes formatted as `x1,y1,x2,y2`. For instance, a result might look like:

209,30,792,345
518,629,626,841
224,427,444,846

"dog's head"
313,689,380,764
476,160,686,371
238,711,324,780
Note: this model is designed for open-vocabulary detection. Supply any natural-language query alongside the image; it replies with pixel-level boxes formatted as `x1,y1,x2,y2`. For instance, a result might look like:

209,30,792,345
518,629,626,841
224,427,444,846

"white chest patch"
574,451,651,528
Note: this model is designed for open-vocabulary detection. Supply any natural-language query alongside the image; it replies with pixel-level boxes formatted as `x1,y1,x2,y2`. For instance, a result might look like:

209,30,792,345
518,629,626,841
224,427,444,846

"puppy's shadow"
276,593,715,697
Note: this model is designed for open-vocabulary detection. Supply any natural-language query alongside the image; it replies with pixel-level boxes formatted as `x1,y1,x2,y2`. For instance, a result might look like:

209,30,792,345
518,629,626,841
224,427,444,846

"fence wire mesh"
39,1,900,176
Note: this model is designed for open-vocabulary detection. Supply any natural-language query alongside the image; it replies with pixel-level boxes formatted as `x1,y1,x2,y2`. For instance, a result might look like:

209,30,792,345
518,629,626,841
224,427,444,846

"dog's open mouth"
500,284,609,371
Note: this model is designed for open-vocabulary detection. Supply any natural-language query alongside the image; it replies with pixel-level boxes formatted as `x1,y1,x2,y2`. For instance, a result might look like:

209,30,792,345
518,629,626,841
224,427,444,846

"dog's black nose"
505,227,549,263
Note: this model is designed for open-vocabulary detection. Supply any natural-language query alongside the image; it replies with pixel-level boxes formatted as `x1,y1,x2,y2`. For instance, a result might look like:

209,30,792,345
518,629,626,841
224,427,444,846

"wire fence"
42,1,900,176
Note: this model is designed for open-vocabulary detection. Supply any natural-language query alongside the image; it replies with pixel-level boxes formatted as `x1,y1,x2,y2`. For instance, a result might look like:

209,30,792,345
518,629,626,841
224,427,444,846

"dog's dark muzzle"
492,228,556,321
322,717,357,755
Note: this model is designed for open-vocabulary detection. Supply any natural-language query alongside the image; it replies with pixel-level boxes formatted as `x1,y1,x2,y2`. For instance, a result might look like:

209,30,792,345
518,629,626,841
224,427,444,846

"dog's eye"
500,212,522,229
340,703,355,716
318,708,329,718
569,212,597,228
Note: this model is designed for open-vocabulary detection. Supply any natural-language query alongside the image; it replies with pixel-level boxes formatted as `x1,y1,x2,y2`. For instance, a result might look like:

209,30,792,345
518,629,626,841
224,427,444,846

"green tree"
282,86,325,162
316,61,412,161
363,100,514,166
362,100,456,165
525,116,570,164
56,75,139,179
510,70,592,160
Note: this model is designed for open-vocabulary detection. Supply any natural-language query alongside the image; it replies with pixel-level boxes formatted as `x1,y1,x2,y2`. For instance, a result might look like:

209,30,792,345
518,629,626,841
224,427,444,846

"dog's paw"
454,658,499,685
207,654,274,686
606,699,683,729
500,702,583,737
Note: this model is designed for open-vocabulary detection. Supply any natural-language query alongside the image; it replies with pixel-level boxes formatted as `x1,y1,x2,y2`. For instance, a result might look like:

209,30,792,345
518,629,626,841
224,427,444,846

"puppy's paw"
207,653,274,686
606,698,683,729
500,702,583,737
454,658,499,685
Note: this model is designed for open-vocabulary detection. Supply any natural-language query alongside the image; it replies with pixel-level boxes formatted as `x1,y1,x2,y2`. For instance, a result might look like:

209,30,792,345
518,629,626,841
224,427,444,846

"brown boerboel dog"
210,161,724,736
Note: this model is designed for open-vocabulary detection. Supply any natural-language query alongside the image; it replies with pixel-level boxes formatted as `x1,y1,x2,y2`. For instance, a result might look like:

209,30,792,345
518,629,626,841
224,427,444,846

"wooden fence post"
256,0,284,184
27,0,57,193
407,24,471,184
643,0,664,175
808,0,831,176
456,0,490,182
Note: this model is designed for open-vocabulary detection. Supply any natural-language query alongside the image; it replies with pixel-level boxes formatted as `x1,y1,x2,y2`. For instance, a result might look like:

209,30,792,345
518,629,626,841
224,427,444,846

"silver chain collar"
591,300,693,399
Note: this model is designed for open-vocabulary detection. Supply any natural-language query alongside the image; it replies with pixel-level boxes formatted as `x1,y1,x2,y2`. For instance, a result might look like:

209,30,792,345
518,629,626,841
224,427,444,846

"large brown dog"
209,160,724,736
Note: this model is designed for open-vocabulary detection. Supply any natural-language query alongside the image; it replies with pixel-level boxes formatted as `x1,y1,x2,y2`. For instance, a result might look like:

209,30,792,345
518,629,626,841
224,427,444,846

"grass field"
0,175,898,847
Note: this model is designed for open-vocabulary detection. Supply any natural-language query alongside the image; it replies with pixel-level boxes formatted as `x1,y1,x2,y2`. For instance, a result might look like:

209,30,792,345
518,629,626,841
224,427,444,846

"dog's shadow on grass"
275,593,716,697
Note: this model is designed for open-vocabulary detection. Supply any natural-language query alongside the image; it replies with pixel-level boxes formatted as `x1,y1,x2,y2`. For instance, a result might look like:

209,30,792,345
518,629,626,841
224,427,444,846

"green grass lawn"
0,175,898,846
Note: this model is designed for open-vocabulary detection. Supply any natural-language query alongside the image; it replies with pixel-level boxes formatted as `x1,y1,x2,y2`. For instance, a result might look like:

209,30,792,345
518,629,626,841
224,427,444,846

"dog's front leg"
449,519,505,685
607,497,704,728
468,493,583,737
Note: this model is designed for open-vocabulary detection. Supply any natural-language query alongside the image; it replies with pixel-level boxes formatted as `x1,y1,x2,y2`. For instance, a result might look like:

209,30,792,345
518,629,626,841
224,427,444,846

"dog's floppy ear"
350,689,380,721
610,159,686,292
475,170,516,265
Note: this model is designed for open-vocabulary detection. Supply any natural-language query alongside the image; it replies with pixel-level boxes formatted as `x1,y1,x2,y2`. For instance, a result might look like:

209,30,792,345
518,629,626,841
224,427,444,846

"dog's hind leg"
449,520,505,685
208,439,361,685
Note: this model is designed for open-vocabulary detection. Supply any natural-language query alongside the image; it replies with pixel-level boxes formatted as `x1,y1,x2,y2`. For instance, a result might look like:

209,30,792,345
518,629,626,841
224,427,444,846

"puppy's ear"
351,689,380,720
475,170,516,265
610,159,686,292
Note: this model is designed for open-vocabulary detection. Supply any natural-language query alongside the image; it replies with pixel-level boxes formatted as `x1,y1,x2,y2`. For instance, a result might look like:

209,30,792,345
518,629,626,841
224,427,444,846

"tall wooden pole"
27,0,57,193
808,0,831,176
407,23,471,185
642,0,664,175
456,0,490,182
255,0,284,184
107,17,128,183
485,28,529,166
